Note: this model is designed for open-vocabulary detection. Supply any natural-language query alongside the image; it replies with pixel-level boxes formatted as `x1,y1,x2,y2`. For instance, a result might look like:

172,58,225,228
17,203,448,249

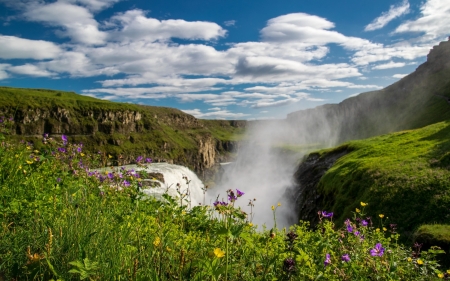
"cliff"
0,87,246,181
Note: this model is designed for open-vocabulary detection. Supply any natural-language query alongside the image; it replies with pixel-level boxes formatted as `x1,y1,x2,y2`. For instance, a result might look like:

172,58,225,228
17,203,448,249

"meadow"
0,118,449,280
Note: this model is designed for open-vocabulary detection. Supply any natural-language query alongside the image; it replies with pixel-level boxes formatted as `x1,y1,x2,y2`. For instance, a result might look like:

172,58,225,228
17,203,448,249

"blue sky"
0,0,448,119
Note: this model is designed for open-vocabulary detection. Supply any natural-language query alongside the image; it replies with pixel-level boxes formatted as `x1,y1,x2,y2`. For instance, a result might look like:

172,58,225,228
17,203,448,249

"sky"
0,0,449,120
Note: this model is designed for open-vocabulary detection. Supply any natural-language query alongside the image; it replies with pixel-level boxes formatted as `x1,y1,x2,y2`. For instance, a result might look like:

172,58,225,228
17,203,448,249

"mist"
206,113,343,229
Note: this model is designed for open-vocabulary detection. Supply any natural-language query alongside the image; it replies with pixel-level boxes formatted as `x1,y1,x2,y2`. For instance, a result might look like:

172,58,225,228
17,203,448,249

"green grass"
0,129,448,280
312,120,450,238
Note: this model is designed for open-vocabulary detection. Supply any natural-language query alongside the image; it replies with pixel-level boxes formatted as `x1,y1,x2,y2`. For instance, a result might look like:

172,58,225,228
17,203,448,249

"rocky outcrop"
288,147,350,227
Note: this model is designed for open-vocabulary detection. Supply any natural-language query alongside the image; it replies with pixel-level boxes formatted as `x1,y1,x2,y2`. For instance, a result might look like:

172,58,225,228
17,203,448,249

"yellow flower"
213,248,225,258
181,211,186,215
376,228,380,232
447,269,450,274
26,146,31,150
407,257,412,262
153,237,161,247
166,246,171,252
108,154,113,159
356,208,360,213
271,205,275,211
417,259,424,265
34,150,39,153
248,223,253,227
379,214,384,218
26,160,33,165
383,227,387,231
15,154,19,158
277,202,281,207
18,165,22,169
360,202,368,207
438,273,444,278
80,153,85,157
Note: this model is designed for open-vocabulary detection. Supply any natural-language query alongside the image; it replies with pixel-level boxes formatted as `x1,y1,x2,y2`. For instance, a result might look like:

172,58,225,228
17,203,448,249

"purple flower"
236,189,245,197
88,172,95,177
354,231,360,236
145,158,152,163
56,177,61,182
213,201,228,208
283,257,296,273
77,147,82,153
58,147,66,153
346,224,353,233
136,156,143,163
324,253,331,267
361,220,368,227
61,134,68,145
43,133,49,138
123,180,130,187
359,235,365,242
99,175,106,183
341,254,350,262
107,172,114,179
370,243,385,257
322,211,333,218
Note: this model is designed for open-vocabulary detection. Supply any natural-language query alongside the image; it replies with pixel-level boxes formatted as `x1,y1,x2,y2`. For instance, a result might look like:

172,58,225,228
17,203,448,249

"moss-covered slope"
293,120,450,236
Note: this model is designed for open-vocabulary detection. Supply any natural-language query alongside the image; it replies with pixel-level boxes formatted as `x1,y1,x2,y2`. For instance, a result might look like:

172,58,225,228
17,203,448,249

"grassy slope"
316,120,450,236
0,87,245,171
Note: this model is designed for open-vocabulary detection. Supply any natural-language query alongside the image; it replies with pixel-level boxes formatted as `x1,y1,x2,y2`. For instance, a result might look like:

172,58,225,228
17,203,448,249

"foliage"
0,122,449,280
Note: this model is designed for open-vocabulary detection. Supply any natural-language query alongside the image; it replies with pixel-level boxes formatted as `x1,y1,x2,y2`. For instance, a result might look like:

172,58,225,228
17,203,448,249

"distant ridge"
286,39,450,144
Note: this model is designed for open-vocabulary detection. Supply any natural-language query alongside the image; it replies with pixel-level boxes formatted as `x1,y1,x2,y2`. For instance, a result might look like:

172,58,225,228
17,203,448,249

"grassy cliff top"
316,119,450,235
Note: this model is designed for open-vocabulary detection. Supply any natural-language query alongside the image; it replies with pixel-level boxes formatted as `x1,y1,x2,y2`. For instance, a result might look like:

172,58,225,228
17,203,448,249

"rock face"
288,147,350,227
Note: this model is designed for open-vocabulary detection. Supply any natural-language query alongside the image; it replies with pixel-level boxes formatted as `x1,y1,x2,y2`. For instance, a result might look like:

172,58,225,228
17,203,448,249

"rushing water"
98,163,205,207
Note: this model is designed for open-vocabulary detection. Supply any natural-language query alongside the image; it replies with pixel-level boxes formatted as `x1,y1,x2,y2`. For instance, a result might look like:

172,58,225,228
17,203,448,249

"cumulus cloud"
23,1,107,45
365,0,410,31
0,35,61,59
393,0,450,42
372,61,406,70
182,108,249,119
393,73,408,78
107,9,227,42
8,64,55,77
0,64,10,80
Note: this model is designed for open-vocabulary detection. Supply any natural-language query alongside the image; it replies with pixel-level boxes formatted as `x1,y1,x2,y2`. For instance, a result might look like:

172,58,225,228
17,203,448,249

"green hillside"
0,87,245,179
313,120,450,237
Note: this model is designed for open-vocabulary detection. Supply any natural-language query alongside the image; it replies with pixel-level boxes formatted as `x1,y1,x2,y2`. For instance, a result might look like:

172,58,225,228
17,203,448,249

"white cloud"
351,44,430,65
67,0,121,12
394,0,450,42
224,20,236,26
0,35,61,59
24,1,106,45
182,108,249,119
108,9,227,42
365,0,410,31
8,64,55,77
0,64,10,80
372,61,406,70
393,73,408,78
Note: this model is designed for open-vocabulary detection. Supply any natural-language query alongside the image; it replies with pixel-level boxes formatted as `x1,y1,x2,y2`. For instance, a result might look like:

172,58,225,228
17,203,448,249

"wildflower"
145,158,152,163
346,224,353,233
80,153,85,157
153,237,161,247
356,208,360,213
61,135,68,145
417,259,424,265
438,273,444,278
43,133,49,138
390,224,397,232
383,227,387,232
370,243,385,257
407,257,412,262
26,146,31,150
77,147,82,153
277,202,281,207
354,231,360,236
379,214,384,218
341,254,350,262
324,253,331,267
58,147,66,153
236,189,245,197
360,202,368,207
376,228,380,232
271,205,275,211
26,160,33,165
123,180,130,187
136,156,143,163
227,190,237,202
248,223,253,227
361,220,368,227
57,178,61,183
283,257,296,273
286,231,298,242
107,173,114,179
447,269,450,274
321,211,333,218
108,154,113,159
344,218,351,225
213,248,225,258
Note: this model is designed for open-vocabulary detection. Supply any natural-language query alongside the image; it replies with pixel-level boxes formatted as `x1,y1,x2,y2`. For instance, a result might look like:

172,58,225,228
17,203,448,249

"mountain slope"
286,39,450,145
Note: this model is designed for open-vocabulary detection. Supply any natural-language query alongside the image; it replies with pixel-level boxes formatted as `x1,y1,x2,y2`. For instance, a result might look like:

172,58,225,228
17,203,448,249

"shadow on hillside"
421,120,450,169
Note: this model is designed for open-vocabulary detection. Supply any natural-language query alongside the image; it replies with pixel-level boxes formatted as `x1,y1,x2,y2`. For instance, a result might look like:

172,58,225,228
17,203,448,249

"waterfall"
98,163,205,207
